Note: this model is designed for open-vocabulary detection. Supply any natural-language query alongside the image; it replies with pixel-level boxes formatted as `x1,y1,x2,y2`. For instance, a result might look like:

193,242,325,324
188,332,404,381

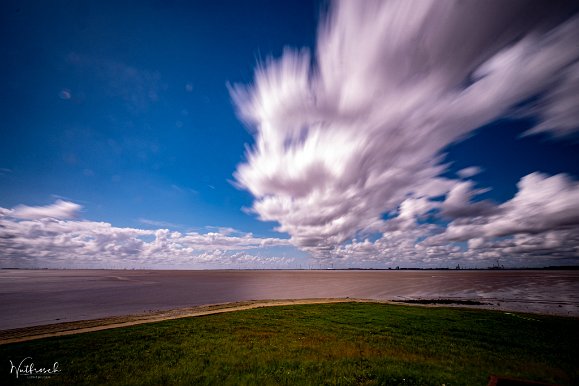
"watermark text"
9,357,60,379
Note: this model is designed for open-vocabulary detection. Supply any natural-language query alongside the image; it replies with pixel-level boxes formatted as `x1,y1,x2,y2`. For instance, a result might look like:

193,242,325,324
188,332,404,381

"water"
0,269,577,330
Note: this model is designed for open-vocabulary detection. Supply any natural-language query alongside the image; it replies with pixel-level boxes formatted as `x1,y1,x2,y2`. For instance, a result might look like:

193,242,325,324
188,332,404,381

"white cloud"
525,62,579,137
419,172,579,264
398,197,437,221
488,173,579,237
441,181,497,219
138,218,182,228
329,172,579,265
11,200,82,220
462,230,579,263
0,201,294,269
232,0,579,259
457,167,483,179
441,173,579,241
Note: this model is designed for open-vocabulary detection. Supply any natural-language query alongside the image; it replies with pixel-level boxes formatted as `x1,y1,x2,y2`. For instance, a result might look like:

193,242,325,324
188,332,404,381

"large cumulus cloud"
231,0,579,261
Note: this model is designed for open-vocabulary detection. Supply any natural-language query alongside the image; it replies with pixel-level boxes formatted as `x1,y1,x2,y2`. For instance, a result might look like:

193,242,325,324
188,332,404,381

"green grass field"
1,302,578,385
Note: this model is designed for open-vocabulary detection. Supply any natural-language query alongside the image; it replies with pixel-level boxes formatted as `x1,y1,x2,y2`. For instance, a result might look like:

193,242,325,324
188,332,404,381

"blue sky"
1,0,579,269
0,0,317,233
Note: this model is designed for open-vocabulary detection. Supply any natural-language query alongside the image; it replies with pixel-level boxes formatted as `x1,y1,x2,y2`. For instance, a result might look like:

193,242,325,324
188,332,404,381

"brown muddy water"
0,269,577,330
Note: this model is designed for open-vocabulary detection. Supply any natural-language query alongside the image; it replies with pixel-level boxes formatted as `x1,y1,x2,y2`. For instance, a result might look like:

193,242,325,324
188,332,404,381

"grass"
1,302,578,385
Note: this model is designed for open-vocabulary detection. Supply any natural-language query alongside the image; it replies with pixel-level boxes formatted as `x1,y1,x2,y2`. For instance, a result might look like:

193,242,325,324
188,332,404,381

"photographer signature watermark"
9,357,61,379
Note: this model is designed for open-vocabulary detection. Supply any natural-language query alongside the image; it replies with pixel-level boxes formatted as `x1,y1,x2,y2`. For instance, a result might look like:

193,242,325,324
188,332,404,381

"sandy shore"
0,298,368,345
2,297,575,345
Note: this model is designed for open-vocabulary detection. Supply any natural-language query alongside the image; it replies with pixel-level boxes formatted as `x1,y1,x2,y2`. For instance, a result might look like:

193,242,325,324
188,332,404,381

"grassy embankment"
1,302,577,385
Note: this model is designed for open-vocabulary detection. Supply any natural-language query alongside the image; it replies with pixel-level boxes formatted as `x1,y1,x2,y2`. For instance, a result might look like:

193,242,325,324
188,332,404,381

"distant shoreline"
2,266,579,271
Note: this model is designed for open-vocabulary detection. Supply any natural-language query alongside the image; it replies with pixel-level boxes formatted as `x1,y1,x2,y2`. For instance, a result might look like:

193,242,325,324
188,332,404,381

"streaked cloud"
442,173,579,241
457,167,483,179
2,1,578,269
138,218,183,229
11,200,82,220
440,181,497,219
231,0,579,261
328,173,579,266
58,89,72,100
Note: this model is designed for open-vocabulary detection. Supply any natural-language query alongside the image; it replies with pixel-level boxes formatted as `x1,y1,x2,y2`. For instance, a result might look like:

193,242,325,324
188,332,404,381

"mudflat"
0,269,578,331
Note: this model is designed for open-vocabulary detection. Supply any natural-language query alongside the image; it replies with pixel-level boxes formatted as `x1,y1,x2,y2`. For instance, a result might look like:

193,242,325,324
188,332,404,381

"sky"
1,0,579,269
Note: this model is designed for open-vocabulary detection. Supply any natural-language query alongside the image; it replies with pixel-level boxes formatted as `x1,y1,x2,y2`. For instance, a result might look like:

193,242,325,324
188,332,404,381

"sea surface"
0,269,578,330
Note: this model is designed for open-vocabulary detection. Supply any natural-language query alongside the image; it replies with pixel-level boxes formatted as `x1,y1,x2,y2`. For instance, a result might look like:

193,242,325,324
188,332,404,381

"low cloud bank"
0,201,293,269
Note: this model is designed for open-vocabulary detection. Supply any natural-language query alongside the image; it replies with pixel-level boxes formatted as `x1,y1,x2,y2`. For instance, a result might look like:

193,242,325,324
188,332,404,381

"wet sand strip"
0,298,372,345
